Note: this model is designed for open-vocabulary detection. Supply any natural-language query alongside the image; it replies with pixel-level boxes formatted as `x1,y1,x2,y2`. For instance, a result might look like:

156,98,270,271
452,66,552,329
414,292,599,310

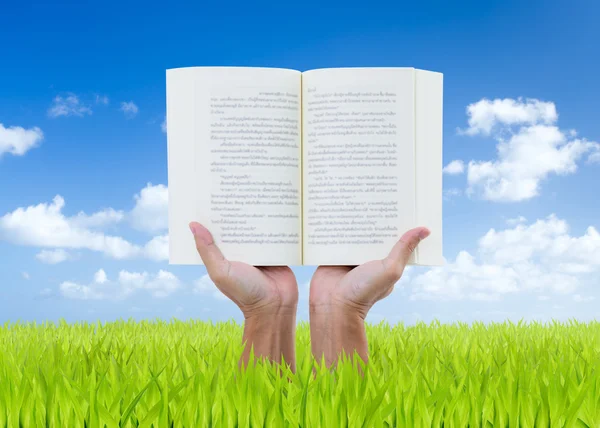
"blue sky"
1,0,599,325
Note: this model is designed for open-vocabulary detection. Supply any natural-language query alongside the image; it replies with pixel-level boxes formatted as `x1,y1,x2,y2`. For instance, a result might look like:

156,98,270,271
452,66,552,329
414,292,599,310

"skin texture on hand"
189,221,428,373
309,227,430,368
189,222,299,372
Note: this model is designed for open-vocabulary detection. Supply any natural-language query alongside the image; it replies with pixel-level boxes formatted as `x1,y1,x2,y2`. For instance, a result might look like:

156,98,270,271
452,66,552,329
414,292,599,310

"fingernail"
189,222,201,236
419,228,431,239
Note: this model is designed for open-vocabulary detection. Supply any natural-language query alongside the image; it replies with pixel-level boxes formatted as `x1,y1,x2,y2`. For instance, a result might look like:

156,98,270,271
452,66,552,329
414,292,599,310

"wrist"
242,294,298,321
243,307,296,338
244,302,297,322
241,304,297,370
309,296,368,367
309,293,370,321
239,288,298,320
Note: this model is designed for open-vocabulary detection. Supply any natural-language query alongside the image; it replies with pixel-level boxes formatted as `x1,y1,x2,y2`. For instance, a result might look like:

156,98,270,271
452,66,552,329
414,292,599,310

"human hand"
308,227,430,367
310,227,430,319
189,222,299,319
189,222,298,370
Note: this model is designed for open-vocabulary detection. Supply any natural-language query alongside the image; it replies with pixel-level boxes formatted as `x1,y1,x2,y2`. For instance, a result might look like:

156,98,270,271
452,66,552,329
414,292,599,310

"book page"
167,67,302,265
301,68,416,265
415,70,444,265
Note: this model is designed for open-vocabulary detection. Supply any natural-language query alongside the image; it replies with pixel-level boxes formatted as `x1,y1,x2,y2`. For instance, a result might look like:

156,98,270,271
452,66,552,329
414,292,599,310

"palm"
189,222,299,318
310,227,429,319
310,261,398,314
217,263,298,313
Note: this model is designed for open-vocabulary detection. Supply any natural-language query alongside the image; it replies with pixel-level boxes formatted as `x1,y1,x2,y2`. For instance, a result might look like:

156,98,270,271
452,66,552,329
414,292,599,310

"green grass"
1,319,599,427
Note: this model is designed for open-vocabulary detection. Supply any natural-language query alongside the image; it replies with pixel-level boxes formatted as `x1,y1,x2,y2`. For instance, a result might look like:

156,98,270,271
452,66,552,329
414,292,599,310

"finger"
189,222,231,283
386,227,431,268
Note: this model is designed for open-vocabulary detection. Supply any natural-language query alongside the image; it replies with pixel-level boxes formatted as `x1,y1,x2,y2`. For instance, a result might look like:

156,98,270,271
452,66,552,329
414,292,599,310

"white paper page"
167,67,302,265
414,69,444,266
301,68,416,266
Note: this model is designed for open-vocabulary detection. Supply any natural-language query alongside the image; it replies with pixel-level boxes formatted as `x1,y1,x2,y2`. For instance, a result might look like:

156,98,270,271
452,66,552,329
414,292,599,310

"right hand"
189,222,299,319
309,227,430,319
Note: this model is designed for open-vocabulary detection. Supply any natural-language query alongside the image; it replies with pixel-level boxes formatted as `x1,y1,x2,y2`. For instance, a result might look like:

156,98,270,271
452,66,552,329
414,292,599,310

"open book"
166,67,443,266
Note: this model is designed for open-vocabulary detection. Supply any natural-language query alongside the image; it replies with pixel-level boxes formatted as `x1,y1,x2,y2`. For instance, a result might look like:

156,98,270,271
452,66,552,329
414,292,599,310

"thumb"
386,227,430,268
189,222,231,283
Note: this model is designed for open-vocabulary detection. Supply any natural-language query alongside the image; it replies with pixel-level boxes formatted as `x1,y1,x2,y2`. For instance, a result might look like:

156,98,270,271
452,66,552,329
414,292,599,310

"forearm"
241,306,297,372
309,302,368,368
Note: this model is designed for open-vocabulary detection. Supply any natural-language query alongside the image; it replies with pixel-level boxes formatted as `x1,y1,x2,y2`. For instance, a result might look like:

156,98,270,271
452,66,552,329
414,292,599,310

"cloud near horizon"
60,268,181,300
443,160,465,175
408,215,600,301
0,184,169,263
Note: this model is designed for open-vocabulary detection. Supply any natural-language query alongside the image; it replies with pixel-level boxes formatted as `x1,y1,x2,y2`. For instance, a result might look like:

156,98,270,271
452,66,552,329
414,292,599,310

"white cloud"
71,208,124,229
557,263,595,274
410,251,519,301
143,234,169,261
573,294,595,303
443,160,465,175
161,116,167,133
389,267,413,296
0,123,44,157
0,184,169,262
459,98,557,136
193,274,214,294
443,188,462,200
59,281,100,300
22,272,30,280
120,101,139,118
94,269,108,284
48,94,92,118
461,98,599,202
60,269,106,300
130,183,168,233
36,249,73,264
478,215,600,267
589,151,600,164
0,195,139,259
194,274,227,300
95,94,109,105
538,295,551,301
119,269,180,298
409,215,600,301
467,125,598,201
60,269,181,300
506,216,527,226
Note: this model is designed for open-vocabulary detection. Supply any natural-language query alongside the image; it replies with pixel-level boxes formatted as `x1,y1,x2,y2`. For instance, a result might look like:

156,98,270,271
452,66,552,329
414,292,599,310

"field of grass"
1,319,599,427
